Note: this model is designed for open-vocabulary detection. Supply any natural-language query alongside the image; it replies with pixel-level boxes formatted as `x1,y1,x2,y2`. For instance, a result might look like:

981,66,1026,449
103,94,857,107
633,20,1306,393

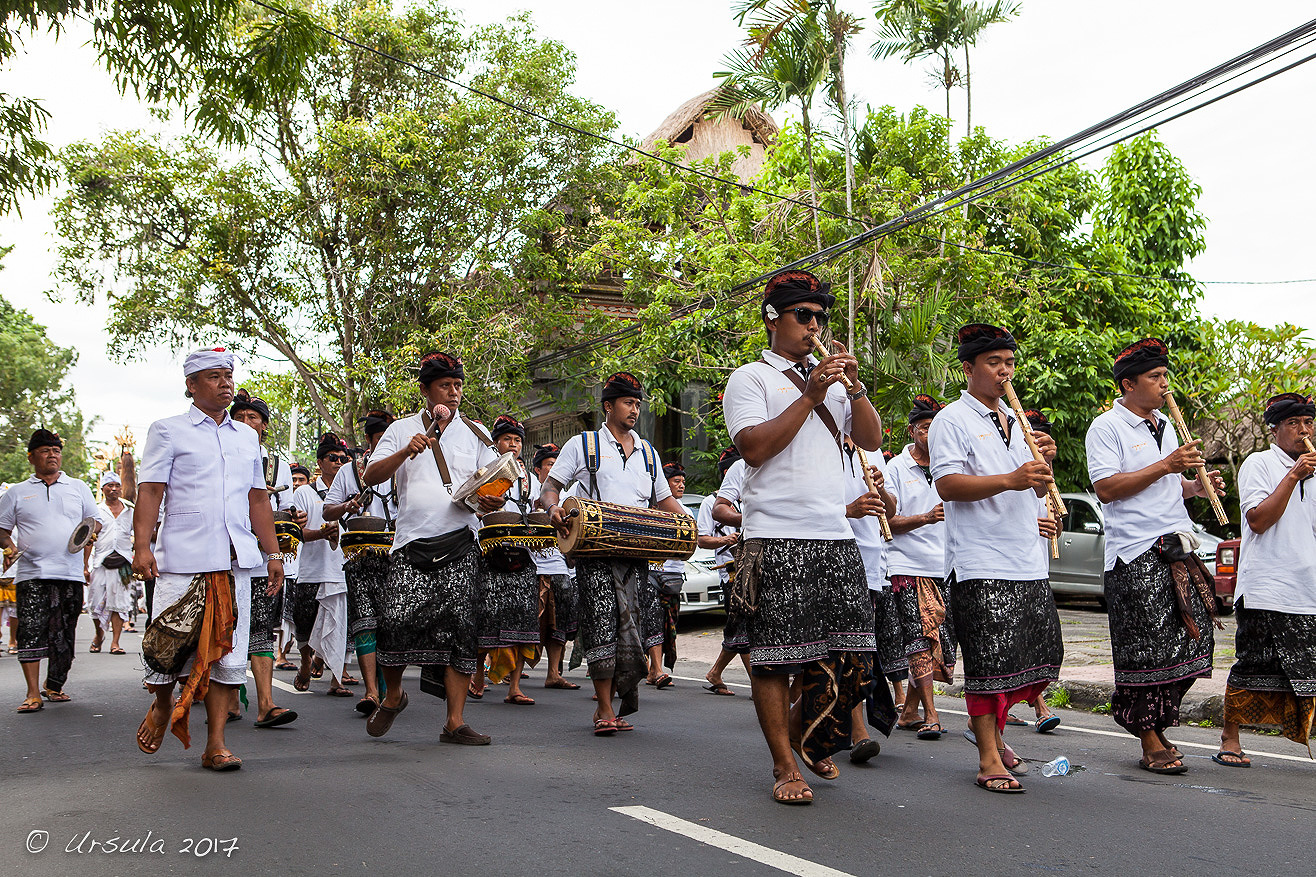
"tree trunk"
801,106,822,251
964,44,972,138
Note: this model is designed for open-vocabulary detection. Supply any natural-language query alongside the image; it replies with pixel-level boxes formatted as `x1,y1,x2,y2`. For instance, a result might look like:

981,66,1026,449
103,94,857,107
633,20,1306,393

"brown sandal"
201,751,242,771
136,703,168,754
366,692,408,738
772,772,814,805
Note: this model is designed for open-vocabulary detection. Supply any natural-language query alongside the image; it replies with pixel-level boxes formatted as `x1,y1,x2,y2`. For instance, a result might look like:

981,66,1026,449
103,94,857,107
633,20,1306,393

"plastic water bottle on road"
1040,756,1070,777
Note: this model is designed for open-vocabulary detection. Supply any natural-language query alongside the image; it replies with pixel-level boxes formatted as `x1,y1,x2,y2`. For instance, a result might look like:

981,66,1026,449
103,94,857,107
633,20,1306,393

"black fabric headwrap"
230,389,271,423
1024,408,1053,435
1264,392,1316,426
956,323,1017,362
418,351,464,384
717,445,742,475
762,269,835,318
601,371,644,403
532,443,560,470
27,429,62,452
359,408,394,438
908,394,944,424
290,464,311,479
1112,338,1170,385
662,462,685,480
491,415,525,441
317,432,347,460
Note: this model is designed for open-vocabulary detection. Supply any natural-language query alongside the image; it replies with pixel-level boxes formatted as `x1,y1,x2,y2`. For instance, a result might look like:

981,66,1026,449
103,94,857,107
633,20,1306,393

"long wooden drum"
558,496,696,561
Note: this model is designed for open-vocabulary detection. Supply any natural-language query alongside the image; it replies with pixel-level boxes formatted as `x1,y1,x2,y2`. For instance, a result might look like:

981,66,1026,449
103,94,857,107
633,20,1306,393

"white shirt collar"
26,471,68,485
187,403,235,429
761,349,817,370
1112,398,1168,428
958,389,1010,418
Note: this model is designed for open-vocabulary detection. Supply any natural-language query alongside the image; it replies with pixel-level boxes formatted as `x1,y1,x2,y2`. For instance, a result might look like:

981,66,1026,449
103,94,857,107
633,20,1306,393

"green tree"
50,2,617,446
0,291,89,481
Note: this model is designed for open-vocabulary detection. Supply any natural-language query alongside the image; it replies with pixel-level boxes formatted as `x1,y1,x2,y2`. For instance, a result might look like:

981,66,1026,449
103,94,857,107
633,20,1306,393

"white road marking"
247,670,307,695
611,806,857,877
672,674,1312,766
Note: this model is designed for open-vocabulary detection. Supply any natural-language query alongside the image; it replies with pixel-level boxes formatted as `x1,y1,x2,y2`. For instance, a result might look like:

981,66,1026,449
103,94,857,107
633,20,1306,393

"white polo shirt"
547,427,672,508
293,478,346,589
372,412,497,552
1085,399,1193,570
843,446,888,590
723,350,853,540
263,452,295,513
0,472,99,582
1236,445,1316,614
928,391,1048,582
139,406,266,574
697,492,738,585
716,459,746,507
885,445,948,579
92,501,135,566
325,457,397,522
528,477,569,576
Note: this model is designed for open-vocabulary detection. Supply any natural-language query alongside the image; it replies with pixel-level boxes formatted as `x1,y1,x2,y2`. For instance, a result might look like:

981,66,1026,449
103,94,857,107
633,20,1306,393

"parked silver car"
1049,492,1221,603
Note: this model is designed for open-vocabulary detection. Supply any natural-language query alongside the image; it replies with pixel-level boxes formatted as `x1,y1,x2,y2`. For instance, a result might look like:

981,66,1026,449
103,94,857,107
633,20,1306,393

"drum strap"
762,360,844,453
582,430,657,504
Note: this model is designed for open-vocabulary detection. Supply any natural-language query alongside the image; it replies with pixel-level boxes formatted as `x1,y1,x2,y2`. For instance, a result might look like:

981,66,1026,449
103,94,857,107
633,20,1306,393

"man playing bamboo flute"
1215,392,1316,766
928,323,1064,794
1084,338,1224,775
721,269,880,805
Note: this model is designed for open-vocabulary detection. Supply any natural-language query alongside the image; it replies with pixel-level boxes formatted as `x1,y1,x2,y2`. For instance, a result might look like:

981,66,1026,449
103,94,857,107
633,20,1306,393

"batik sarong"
144,565,251,689
650,571,683,670
376,550,479,675
1105,548,1214,735
951,574,1062,731
346,549,390,638
890,574,956,686
248,575,283,657
871,588,909,683
799,652,876,767
1224,600,1316,749
638,570,665,652
16,578,83,692
741,538,876,670
477,553,541,650
576,557,647,716
286,576,320,646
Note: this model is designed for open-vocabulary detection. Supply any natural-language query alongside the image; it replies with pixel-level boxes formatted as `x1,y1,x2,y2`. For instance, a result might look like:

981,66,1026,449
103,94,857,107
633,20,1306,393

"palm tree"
711,14,830,249
958,1,1020,136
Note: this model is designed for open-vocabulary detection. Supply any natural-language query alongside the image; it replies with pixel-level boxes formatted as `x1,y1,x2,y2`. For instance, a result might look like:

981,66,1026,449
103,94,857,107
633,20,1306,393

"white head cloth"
100,471,121,487
184,347,237,377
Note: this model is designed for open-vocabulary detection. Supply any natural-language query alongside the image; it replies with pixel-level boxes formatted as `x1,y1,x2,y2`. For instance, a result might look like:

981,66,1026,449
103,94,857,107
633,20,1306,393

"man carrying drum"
538,372,688,736
527,443,580,690
362,351,503,745
721,269,882,804
324,408,397,717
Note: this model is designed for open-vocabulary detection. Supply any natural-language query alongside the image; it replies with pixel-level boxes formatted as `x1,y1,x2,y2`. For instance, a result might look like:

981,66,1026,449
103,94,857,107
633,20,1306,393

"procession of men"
2,270,1314,803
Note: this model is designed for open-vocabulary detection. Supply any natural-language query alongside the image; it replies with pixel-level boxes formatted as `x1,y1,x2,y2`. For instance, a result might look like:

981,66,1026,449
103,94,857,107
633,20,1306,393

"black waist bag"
403,527,475,573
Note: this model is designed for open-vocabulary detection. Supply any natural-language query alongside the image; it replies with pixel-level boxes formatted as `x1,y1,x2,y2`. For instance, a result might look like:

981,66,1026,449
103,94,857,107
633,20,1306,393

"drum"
477,510,556,556
341,515,394,558
557,497,696,561
0,576,15,610
273,511,303,557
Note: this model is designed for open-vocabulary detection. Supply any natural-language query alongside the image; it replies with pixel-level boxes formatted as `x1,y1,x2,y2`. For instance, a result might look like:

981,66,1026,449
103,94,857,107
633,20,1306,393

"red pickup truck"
1213,538,1240,613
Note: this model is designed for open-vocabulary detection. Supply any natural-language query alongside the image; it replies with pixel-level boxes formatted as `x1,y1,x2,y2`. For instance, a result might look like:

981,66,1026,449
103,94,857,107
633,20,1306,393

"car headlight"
1217,547,1235,569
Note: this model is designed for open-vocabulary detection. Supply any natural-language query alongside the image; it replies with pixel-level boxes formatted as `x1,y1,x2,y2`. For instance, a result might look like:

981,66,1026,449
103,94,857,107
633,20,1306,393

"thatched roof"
633,90,778,183
639,89,778,151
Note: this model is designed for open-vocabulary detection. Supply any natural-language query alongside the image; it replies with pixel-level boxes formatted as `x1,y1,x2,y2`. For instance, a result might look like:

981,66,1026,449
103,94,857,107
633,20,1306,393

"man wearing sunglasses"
290,433,352,697
721,269,882,805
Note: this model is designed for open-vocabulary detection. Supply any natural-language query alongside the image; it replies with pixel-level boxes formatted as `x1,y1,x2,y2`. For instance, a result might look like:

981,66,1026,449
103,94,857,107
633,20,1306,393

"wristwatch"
266,553,284,562
846,382,868,401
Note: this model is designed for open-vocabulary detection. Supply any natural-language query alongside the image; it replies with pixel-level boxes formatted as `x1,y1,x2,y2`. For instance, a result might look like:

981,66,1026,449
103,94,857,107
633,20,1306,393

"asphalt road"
3,613,1313,877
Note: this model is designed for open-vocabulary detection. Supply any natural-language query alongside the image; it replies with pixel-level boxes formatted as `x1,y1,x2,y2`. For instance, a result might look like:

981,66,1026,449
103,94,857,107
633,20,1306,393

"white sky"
1,0,1313,448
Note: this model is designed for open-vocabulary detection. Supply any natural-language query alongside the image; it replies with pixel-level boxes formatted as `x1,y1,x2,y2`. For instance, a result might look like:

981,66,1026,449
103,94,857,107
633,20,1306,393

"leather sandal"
366,692,408,738
201,751,243,771
439,723,491,745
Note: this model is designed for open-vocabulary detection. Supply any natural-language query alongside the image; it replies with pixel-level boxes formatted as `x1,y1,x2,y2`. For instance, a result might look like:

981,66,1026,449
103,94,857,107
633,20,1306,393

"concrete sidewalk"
672,601,1237,723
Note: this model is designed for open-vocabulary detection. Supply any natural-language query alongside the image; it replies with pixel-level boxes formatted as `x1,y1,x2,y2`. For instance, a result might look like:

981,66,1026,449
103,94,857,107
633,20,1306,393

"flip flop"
593,718,617,736
340,674,359,686
1139,749,1187,775
703,683,737,696
136,705,167,752
792,742,840,780
274,661,297,671
897,719,927,731
772,773,814,805
326,685,353,697
88,643,102,653
17,698,44,714
293,671,310,692
253,708,297,728
654,674,673,689
543,679,580,690
1000,744,1029,776
1036,715,1061,733
355,695,379,716
917,722,944,741
1005,712,1028,727
963,729,977,745
850,738,881,764
41,689,70,703
1211,750,1251,768
504,693,535,705
109,647,126,655
467,682,485,700
366,692,408,738
612,718,634,732
201,751,243,771
976,773,1025,793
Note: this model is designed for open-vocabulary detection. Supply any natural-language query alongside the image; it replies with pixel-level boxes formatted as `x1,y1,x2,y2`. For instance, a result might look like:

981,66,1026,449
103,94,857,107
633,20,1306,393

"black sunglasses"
326,454,351,463
783,306,829,325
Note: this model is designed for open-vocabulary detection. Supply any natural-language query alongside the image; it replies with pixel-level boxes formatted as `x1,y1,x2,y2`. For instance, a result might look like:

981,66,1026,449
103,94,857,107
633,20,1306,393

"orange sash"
168,571,237,748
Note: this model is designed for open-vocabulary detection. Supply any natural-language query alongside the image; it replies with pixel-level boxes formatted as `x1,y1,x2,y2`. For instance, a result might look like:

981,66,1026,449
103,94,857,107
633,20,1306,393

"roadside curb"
934,679,1226,725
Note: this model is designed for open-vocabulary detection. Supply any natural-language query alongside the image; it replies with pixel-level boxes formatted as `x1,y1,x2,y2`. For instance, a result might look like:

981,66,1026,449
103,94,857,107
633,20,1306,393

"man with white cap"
89,470,136,656
0,429,101,713
131,347,284,771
